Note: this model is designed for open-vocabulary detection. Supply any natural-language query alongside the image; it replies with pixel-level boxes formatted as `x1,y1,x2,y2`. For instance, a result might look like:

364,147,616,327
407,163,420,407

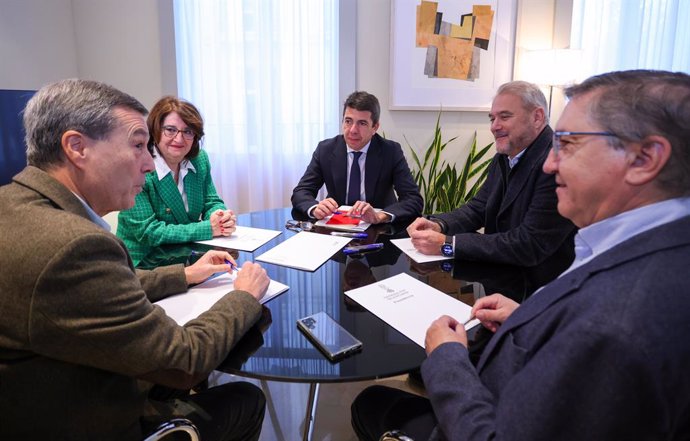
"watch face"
441,243,454,257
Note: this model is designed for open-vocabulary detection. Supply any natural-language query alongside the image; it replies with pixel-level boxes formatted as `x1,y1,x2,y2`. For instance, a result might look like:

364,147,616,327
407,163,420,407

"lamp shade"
522,49,583,86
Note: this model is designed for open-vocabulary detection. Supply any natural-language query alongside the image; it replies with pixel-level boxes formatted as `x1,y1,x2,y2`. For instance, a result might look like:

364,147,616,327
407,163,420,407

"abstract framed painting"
389,0,518,111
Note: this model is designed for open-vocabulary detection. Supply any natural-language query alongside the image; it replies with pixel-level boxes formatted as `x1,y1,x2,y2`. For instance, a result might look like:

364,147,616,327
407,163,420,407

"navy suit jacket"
434,126,576,267
421,215,690,440
291,133,423,222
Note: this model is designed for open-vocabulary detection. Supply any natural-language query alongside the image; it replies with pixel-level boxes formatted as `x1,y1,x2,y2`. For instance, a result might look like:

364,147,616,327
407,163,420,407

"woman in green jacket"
117,96,235,265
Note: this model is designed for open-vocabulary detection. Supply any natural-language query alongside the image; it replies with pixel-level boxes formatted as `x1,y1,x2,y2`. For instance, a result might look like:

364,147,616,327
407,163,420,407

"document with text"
195,225,282,252
255,231,352,271
345,273,475,348
154,273,288,325
390,238,454,263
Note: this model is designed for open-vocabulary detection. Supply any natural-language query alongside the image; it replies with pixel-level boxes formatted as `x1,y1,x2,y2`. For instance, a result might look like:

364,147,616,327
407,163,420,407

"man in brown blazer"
0,79,269,440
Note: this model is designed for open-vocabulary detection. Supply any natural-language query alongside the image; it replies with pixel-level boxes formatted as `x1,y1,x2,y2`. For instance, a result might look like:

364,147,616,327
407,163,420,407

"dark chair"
143,418,200,441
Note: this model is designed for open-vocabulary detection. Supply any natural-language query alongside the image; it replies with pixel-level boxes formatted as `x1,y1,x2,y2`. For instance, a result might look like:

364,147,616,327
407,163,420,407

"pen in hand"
189,250,237,270
333,211,363,219
225,259,238,271
226,262,241,280
463,315,476,328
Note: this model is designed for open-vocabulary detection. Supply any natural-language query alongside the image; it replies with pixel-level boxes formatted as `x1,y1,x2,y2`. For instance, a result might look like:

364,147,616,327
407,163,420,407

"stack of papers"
154,273,288,325
256,231,351,271
195,225,281,252
345,273,477,348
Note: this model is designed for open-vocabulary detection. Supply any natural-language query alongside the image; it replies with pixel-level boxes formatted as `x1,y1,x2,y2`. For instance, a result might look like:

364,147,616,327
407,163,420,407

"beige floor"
209,371,425,441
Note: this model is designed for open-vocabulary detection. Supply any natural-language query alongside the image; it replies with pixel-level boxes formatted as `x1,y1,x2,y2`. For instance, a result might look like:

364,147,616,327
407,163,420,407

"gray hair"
565,70,690,197
24,79,148,170
496,80,549,125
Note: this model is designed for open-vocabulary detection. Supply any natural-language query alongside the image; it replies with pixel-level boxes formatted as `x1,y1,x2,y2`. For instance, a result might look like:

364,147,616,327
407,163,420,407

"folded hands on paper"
406,217,448,256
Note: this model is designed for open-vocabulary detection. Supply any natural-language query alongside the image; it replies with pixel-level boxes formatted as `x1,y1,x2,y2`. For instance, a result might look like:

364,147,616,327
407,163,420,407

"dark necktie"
347,151,363,205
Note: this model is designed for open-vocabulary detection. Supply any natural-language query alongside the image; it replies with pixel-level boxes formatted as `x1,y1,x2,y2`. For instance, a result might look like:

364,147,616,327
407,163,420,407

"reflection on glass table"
139,207,563,440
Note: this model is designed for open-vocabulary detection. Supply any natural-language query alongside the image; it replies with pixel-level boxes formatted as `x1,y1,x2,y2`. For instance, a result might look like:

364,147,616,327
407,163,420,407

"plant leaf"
403,110,492,214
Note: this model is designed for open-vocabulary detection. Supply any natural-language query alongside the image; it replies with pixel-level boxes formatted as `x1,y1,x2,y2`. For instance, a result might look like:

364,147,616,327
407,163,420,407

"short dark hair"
148,96,205,159
342,91,380,125
566,70,690,197
24,79,147,170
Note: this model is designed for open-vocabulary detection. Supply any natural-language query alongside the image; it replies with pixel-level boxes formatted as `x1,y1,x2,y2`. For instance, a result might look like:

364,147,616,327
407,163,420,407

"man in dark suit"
351,70,690,440
0,79,270,440
291,91,423,224
407,81,575,268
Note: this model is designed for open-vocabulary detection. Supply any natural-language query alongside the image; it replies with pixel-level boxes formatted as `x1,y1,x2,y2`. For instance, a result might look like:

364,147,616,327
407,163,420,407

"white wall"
356,0,567,171
0,0,174,108
1,0,565,209
0,0,79,89
70,0,177,108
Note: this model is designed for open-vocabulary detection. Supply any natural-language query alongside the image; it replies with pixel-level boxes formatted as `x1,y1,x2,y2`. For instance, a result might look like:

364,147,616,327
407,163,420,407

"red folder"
326,213,361,225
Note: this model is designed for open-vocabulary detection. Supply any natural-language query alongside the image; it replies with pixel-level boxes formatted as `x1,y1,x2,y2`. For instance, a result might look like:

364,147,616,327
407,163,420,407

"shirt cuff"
307,204,318,219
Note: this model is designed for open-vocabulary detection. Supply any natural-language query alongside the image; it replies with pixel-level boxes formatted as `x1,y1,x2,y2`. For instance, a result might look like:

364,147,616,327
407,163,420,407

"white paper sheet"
314,205,374,232
345,273,476,347
154,273,288,325
255,231,352,271
195,225,282,252
390,238,453,263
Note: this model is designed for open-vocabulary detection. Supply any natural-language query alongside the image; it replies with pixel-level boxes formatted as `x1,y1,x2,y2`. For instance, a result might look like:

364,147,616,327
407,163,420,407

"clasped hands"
312,197,390,224
210,209,237,237
407,217,446,255
424,294,520,355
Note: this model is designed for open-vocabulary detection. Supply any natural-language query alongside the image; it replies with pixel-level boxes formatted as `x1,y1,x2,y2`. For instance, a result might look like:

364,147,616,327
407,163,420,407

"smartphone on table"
297,311,363,361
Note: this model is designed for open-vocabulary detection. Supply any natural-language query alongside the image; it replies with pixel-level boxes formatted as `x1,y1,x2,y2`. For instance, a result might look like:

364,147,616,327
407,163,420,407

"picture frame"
389,0,518,111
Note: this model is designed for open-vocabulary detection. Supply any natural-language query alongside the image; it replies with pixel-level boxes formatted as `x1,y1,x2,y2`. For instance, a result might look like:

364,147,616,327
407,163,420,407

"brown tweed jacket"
0,166,262,440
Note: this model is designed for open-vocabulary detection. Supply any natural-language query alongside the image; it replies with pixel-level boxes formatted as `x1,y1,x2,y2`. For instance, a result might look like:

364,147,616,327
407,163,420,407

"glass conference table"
140,207,558,440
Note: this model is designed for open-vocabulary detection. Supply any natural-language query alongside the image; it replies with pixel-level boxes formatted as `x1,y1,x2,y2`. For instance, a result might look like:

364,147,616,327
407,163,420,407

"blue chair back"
0,89,35,185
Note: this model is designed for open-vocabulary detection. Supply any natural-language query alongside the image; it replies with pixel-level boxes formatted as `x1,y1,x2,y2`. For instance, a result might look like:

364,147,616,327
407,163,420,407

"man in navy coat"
351,70,690,440
407,81,575,268
291,91,423,224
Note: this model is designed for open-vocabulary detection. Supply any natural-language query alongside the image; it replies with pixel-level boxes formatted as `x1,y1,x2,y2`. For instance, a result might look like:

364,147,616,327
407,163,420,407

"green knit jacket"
117,149,226,265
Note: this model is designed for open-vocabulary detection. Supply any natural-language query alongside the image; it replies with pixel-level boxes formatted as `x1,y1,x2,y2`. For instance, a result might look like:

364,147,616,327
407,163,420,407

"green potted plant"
406,111,493,214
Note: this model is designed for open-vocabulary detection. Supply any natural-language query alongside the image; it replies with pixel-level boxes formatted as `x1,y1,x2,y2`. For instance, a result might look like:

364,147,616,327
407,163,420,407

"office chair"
143,418,200,441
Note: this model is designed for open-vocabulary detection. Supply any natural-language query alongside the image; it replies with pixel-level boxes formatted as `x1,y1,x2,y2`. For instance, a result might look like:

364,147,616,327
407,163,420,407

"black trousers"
351,385,438,441
143,381,265,441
